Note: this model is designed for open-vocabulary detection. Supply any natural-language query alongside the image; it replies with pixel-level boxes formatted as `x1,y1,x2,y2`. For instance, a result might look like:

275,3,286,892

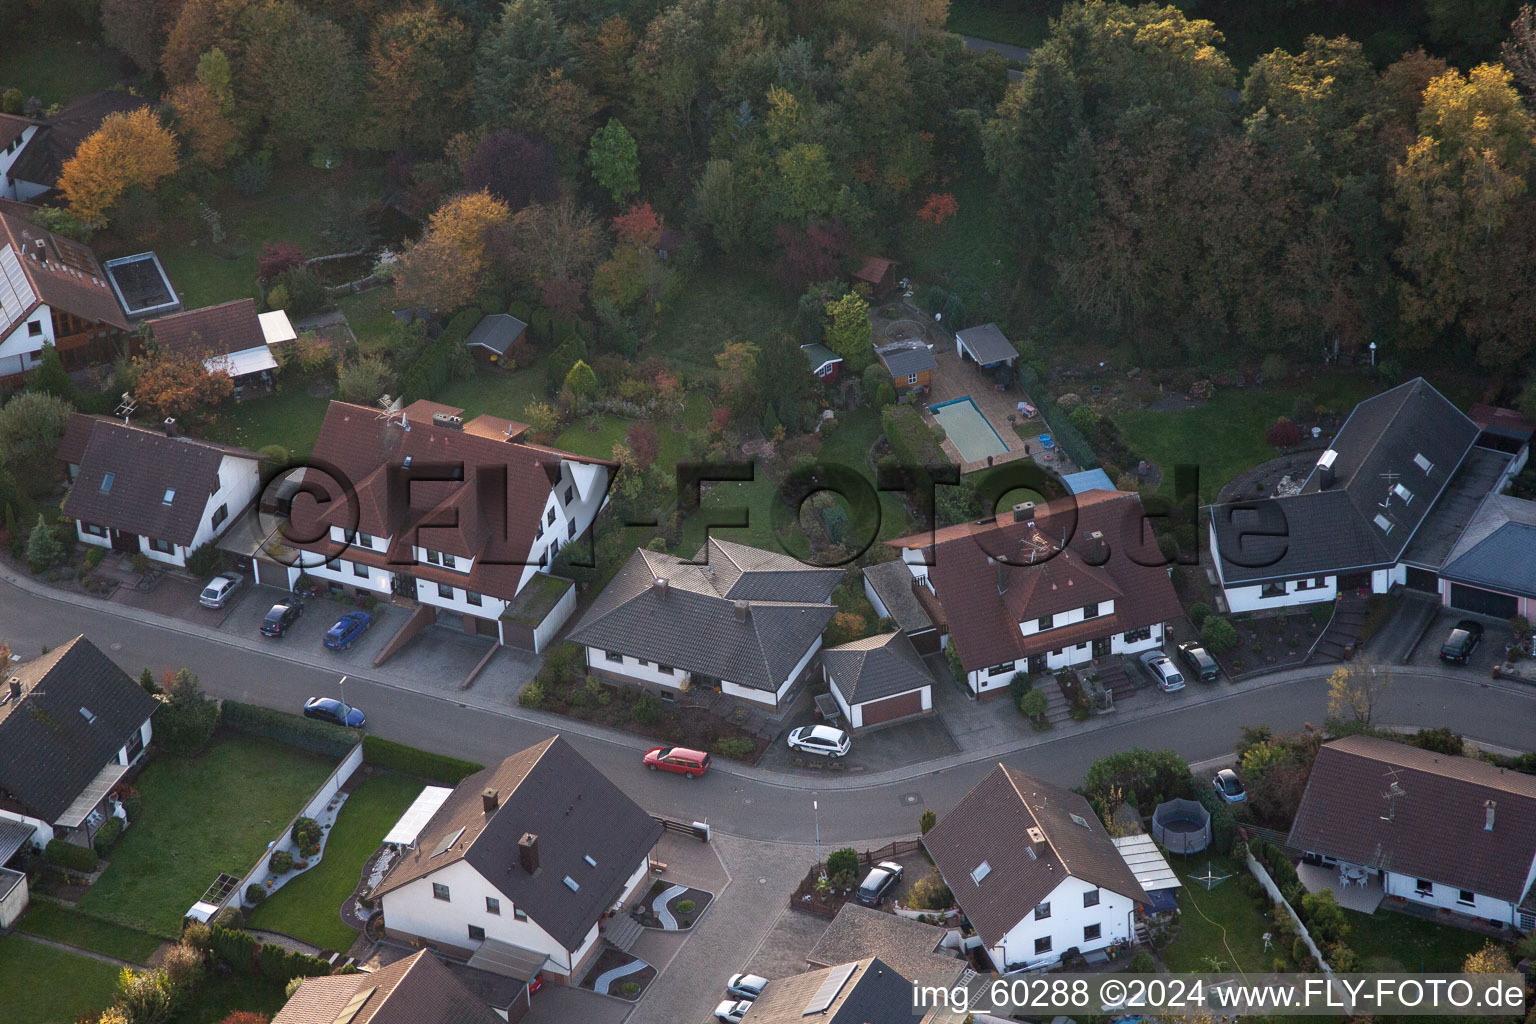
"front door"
1027,653,1047,674
110,529,139,553
1092,636,1111,658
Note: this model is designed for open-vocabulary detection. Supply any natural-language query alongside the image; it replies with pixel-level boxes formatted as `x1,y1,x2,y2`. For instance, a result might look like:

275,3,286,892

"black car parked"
260,601,303,637
855,861,904,906
1176,642,1220,682
1439,620,1484,664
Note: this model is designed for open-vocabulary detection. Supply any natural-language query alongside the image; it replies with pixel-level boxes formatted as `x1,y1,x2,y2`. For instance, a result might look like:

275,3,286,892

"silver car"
727,973,768,1000
198,572,242,608
1136,650,1185,692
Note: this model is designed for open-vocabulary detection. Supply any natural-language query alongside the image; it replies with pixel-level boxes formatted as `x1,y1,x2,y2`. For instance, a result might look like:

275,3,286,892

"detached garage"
822,631,935,731
1437,496,1536,622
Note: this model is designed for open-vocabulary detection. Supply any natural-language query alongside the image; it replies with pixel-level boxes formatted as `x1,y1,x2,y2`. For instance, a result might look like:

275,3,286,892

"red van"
643,746,711,778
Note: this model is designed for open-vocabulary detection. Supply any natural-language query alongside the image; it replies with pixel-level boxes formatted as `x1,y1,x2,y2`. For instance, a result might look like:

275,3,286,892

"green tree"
563,358,598,399
824,292,872,372
1083,749,1192,815
238,1,365,156
367,5,473,150
1018,687,1049,725
1201,615,1239,653
587,118,641,203
826,847,859,885
0,390,74,494
25,514,64,573
919,808,937,834
474,0,572,124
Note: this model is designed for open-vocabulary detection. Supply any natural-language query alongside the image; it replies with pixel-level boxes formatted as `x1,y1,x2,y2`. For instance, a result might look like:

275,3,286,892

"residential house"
273,949,518,1024
925,764,1150,972
465,313,528,365
567,538,841,710
371,736,663,985
1208,378,1529,614
887,490,1182,696
60,414,264,568
146,298,296,393
1469,403,1534,477
738,958,934,1024
1287,735,1536,934
0,92,150,201
862,559,940,654
0,115,43,201
821,631,935,730
286,400,612,649
0,636,157,850
0,207,142,385
806,904,965,985
874,339,936,394
1433,493,1536,620
801,342,843,381
954,323,1018,370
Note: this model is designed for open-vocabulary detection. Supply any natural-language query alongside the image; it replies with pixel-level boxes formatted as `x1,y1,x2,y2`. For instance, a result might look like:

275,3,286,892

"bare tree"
1327,661,1392,728
1502,5,1536,97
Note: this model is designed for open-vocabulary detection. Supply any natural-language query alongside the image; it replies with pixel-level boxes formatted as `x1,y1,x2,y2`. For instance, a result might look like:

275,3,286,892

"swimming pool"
930,397,1010,463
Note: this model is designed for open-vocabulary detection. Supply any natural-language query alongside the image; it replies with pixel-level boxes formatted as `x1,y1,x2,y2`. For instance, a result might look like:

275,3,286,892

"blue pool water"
930,396,1009,463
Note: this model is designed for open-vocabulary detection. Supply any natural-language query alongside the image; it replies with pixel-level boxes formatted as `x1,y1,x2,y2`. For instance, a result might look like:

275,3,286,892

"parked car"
260,601,302,637
1136,650,1185,692
324,610,373,651
198,572,242,609
726,974,768,1000
1212,768,1247,803
855,861,904,906
644,746,711,778
1176,641,1219,682
787,724,850,758
303,696,366,728
1440,620,1485,664
714,999,752,1023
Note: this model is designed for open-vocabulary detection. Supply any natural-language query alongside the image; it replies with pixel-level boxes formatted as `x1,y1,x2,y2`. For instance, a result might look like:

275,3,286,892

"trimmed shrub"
269,850,294,874
85,546,106,569
675,899,696,914
93,816,124,857
1266,418,1302,448
258,941,289,980
244,884,267,907
221,701,360,757
1310,602,1334,626
45,838,99,873
186,542,224,578
1189,602,1211,627
290,818,322,850
713,737,755,761
632,693,661,725
1018,688,1049,725
1008,671,1032,703
1201,616,1239,654
363,735,483,783
826,848,859,882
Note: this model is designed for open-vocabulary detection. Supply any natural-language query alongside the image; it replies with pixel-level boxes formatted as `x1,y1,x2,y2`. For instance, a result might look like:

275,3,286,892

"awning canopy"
55,761,129,829
465,936,549,981
1113,833,1183,894
206,345,279,378
258,309,297,345
955,323,1018,366
0,817,38,865
382,785,453,846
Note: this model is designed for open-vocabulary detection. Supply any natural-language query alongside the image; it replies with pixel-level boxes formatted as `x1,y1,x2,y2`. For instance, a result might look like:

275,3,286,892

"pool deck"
924,348,1080,476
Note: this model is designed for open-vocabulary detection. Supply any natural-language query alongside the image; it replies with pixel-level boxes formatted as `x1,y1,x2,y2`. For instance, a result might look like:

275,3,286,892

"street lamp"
1369,341,1377,367
813,798,822,878
338,675,348,710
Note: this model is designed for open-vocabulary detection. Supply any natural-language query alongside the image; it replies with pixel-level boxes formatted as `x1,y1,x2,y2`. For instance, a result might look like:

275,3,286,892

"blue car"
303,697,366,728
323,610,372,651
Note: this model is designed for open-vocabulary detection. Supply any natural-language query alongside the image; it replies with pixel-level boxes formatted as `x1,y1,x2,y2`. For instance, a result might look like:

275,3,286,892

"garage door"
859,689,924,727
907,629,940,655
1450,584,1517,619
1403,567,1438,594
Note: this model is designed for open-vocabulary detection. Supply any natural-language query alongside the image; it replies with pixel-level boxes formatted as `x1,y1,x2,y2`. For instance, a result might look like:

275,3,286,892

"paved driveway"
220,584,398,668
1408,610,1513,674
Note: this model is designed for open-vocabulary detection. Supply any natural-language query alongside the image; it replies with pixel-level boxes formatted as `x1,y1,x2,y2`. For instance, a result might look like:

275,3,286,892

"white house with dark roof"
371,736,662,985
59,414,263,568
924,764,1150,972
821,631,935,730
568,538,842,710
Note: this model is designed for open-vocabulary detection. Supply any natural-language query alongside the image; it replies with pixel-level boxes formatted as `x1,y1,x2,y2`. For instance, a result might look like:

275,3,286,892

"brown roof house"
806,904,965,985
567,539,841,710
371,736,663,986
0,208,144,384
147,297,297,391
1287,735,1536,934
736,958,932,1024
3,92,150,201
888,490,1182,697
60,413,265,569
821,631,935,731
0,636,157,854
925,765,1150,972
273,949,515,1024
284,400,613,650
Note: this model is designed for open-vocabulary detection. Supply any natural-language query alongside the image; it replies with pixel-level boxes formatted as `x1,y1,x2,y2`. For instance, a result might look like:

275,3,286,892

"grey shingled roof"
372,737,662,952
1440,510,1536,599
823,631,934,706
464,314,527,355
862,559,933,634
806,904,963,984
736,958,923,1024
1399,446,1512,571
568,540,840,692
955,322,1017,364
924,765,1150,948
273,950,505,1024
0,637,158,822
1287,736,1536,904
1212,378,1480,584
875,339,936,378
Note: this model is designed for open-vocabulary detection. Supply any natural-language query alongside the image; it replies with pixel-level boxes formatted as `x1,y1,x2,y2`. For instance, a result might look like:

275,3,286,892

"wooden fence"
789,838,926,918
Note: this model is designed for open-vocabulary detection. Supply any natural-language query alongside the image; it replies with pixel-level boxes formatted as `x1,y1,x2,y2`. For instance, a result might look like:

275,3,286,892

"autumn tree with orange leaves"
59,109,181,227
916,192,958,226
394,190,511,311
133,348,233,419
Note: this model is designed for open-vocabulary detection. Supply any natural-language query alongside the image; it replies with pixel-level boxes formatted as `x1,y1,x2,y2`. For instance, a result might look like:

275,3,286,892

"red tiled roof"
853,255,896,285
0,209,128,332
273,950,504,1024
889,490,1182,671
148,298,265,359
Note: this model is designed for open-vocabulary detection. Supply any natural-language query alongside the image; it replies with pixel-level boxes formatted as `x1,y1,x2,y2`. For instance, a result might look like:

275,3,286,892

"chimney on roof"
733,599,749,621
518,833,540,874
1317,449,1338,490
996,560,1008,595
1485,800,1496,831
652,577,668,598
8,678,18,701
432,412,463,430
1086,530,1106,565
482,788,499,815
162,417,180,437
1012,501,1036,524
1026,826,1046,857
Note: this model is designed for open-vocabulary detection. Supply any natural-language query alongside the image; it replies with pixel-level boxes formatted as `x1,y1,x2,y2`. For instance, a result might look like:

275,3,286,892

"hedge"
1014,362,1099,469
45,838,99,872
881,405,948,501
363,735,483,783
92,816,123,857
1195,785,1236,855
400,307,480,402
221,700,361,757
211,925,259,973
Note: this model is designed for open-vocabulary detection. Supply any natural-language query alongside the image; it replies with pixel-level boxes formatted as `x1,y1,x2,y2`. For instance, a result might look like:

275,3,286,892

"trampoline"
1151,798,1211,855
931,397,1009,463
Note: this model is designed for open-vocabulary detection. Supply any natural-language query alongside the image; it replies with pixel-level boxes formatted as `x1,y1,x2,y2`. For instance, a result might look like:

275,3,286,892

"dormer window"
1037,614,1052,631
100,472,115,493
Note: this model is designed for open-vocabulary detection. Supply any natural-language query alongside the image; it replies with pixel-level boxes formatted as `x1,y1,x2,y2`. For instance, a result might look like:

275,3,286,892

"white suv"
1136,650,1185,692
787,724,851,757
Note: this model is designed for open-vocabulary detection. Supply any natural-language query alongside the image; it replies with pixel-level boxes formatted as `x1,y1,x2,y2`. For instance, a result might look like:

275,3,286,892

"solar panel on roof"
803,961,857,1015
0,246,36,335
431,825,466,858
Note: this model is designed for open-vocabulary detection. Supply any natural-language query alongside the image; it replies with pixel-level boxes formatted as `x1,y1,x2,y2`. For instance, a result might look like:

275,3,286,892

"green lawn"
0,19,122,107
946,0,1054,48
651,265,795,377
246,772,423,951
172,972,291,1024
1161,857,1295,976
0,934,122,1024
202,387,332,461
436,368,549,424
337,288,400,355
1342,908,1493,973
78,737,336,938
1114,375,1377,502
899,173,1022,319
19,902,162,964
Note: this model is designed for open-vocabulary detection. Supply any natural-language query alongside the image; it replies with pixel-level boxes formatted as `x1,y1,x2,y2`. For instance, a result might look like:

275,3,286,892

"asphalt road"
6,577,1533,847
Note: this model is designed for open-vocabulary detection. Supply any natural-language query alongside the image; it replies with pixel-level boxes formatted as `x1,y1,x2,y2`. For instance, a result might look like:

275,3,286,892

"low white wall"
531,580,577,653
0,870,28,928
1245,847,1331,974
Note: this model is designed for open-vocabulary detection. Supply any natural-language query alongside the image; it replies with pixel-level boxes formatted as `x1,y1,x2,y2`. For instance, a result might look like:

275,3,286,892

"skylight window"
79,707,96,723
1413,453,1432,473
584,855,597,867
99,472,115,493
970,861,992,885
563,876,580,892
1070,813,1090,829
162,488,176,505
1392,483,1413,504
1373,514,1394,534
